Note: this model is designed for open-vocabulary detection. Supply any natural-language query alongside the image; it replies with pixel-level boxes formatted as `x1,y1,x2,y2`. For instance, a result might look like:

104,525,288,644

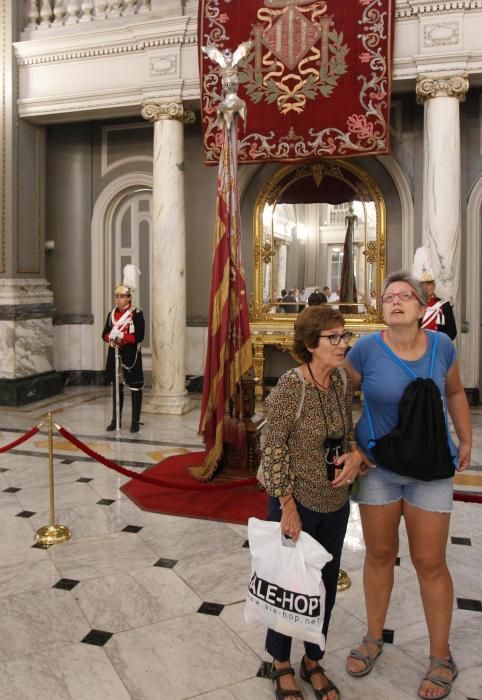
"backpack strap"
362,385,377,448
429,331,439,379
374,333,418,379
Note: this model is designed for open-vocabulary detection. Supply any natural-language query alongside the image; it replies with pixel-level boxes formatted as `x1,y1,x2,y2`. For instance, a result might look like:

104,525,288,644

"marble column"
416,74,469,312
141,101,195,415
0,2,62,405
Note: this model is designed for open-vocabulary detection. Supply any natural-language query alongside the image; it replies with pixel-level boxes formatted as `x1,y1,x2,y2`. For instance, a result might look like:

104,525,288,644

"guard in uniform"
102,284,145,432
419,270,457,340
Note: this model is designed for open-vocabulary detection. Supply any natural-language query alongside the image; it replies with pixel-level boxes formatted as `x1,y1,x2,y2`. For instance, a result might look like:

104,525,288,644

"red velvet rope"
0,425,41,453
57,425,259,491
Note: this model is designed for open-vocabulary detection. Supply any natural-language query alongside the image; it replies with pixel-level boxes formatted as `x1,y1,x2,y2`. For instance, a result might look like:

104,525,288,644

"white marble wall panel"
186,325,208,376
53,324,95,371
0,278,53,305
0,318,53,379
0,322,16,379
14,319,54,377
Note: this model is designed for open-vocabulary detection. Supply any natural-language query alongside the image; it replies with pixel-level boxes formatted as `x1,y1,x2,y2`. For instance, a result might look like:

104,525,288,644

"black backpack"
364,333,456,482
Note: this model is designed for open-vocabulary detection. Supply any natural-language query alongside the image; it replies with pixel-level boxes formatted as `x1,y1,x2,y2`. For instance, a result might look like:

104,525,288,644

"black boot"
106,384,124,431
130,389,142,433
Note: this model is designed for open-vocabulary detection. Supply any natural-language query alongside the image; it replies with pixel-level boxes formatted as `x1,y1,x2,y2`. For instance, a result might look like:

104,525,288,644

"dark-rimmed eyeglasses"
318,331,353,345
381,291,417,303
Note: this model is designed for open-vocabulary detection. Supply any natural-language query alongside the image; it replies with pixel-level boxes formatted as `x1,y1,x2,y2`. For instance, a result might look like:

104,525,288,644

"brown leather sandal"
270,666,303,699
300,656,339,699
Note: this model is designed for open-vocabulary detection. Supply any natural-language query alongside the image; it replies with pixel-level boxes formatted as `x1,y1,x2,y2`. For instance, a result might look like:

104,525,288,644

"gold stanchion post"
337,568,351,591
35,411,72,546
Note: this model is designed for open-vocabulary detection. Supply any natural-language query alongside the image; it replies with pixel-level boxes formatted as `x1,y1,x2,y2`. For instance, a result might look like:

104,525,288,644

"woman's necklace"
307,363,330,391
307,363,348,442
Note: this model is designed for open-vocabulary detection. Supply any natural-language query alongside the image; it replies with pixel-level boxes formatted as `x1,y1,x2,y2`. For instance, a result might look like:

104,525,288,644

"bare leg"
346,501,403,674
403,501,455,699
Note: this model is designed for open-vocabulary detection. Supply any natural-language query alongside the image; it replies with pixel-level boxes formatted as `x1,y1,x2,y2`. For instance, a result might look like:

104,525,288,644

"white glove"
109,329,123,341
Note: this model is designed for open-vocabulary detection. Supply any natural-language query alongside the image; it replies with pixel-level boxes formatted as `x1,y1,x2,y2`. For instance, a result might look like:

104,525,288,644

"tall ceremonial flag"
193,108,253,481
199,0,395,164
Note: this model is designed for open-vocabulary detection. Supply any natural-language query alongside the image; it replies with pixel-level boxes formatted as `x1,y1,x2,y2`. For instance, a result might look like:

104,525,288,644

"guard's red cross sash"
110,306,134,333
421,300,445,329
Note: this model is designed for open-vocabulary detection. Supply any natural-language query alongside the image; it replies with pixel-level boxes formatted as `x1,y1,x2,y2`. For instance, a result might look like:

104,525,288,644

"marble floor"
0,387,481,700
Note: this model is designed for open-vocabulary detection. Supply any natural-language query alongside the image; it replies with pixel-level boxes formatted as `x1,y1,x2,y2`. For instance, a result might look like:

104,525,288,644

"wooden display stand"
222,375,266,477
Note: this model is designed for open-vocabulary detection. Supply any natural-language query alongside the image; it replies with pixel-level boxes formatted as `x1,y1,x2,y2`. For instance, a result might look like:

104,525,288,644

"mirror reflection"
264,199,377,315
257,162,383,319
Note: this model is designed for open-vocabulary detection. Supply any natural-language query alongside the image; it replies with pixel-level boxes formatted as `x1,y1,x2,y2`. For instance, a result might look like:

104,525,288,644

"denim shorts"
350,466,454,513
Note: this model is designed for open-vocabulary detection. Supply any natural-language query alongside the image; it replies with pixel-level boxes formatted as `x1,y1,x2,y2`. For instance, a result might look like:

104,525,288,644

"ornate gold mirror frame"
251,160,386,330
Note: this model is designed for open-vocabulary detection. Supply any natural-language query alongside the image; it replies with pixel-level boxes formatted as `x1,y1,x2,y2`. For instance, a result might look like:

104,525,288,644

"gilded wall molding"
141,101,195,124
416,73,469,101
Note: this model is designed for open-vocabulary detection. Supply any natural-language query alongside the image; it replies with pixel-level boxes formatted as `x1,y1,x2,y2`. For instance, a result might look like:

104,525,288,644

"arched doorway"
91,174,152,371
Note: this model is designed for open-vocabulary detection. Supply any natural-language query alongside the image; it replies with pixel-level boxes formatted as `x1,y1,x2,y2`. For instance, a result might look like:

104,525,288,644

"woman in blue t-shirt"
344,271,471,700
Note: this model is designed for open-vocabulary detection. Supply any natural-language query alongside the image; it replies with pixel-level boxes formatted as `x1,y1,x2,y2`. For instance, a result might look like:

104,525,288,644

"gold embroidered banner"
199,0,395,163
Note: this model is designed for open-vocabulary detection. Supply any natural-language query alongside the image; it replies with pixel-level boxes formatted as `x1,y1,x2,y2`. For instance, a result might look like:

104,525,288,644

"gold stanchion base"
35,524,72,546
337,569,351,591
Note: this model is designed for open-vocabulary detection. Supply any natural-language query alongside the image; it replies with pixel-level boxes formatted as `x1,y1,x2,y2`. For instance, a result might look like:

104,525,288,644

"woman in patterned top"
262,305,366,700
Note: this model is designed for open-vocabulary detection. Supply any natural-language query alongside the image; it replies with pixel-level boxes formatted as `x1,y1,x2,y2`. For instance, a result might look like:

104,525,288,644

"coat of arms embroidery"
199,0,394,163
239,0,349,114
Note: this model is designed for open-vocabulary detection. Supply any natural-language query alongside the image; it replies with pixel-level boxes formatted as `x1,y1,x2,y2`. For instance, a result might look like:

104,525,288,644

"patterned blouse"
262,367,355,513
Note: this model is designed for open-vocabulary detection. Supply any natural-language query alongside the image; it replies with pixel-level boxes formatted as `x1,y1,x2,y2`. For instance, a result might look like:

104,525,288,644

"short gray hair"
381,271,427,306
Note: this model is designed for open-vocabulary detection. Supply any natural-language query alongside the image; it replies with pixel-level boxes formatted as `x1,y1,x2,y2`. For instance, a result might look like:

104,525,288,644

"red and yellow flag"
193,121,253,481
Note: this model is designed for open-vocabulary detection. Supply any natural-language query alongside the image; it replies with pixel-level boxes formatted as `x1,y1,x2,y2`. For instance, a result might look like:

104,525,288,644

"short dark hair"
307,292,327,306
293,305,345,363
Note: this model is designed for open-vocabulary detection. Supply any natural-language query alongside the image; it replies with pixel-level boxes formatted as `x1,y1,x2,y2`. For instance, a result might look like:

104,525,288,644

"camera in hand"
324,437,344,482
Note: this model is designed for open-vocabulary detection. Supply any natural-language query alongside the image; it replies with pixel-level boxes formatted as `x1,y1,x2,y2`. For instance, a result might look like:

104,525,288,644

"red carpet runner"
121,452,268,525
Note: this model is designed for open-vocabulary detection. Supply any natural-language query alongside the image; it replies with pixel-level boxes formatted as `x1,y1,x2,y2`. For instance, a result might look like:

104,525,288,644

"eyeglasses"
115,293,129,298
381,291,417,303
318,331,353,345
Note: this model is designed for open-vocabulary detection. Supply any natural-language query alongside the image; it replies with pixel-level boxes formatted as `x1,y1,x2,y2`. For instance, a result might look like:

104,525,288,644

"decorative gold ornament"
337,569,351,591
261,242,275,265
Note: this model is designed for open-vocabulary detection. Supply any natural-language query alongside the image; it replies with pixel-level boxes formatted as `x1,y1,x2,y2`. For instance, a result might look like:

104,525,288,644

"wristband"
280,495,293,509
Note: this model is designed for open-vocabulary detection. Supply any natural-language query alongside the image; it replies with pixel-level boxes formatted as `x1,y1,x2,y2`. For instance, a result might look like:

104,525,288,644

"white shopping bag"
244,517,333,647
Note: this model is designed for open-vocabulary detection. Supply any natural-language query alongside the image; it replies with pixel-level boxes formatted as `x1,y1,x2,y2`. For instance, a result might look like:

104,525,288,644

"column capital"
416,74,469,104
141,101,196,125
